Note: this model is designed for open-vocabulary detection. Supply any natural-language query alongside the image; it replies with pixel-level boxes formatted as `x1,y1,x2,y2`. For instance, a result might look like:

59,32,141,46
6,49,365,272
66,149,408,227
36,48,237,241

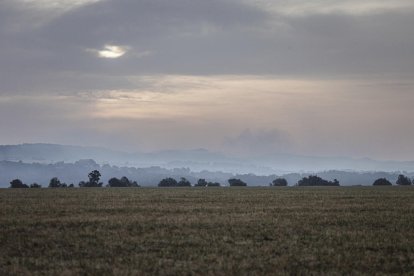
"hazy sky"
1,0,414,160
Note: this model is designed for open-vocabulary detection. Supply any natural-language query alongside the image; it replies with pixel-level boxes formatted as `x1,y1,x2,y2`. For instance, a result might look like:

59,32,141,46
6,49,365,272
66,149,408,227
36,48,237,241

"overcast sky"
1,0,414,160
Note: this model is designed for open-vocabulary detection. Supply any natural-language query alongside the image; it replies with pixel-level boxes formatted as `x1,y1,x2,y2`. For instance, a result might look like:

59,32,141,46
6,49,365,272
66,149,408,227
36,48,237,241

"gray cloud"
1,0,414,160
2,0,414,94
0,0,269,93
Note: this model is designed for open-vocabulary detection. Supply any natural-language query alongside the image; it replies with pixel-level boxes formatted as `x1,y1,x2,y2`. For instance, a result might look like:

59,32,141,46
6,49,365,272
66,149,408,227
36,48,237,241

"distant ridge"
0,143,128,163
1,143,414,174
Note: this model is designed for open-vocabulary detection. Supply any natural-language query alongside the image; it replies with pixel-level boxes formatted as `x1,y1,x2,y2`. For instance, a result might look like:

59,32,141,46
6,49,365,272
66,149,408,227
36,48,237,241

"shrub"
228,178,247,187
207,182,221,187
158,177,178,187
195,179,221,187
30,183,42,188
108,177,140,187
195,179,208,187
49,177,62,188
177,177,191,187
10,179,29,188
271,178,288,186
297,175,339,186
373,178,392,186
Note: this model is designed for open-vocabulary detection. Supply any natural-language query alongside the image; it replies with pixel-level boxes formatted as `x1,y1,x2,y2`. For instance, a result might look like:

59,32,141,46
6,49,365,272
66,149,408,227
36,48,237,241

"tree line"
3,159,413,187
7,170,414,188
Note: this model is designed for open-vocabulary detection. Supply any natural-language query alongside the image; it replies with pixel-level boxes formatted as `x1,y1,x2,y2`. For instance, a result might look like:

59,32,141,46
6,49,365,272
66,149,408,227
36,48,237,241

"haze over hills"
1,144,412,188
1,143,414,174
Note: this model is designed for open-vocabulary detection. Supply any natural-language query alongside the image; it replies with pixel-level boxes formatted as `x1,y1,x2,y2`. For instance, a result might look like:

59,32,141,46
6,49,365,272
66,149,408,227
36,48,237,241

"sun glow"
97,45,128,59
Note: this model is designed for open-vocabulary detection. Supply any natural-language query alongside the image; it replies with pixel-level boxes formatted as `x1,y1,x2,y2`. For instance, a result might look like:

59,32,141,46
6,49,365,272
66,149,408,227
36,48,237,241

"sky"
1,0,414,160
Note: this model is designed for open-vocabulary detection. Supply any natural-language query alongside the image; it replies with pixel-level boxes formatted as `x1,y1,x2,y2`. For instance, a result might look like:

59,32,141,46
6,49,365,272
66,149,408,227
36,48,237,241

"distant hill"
0,144,131,164
1,143,414,174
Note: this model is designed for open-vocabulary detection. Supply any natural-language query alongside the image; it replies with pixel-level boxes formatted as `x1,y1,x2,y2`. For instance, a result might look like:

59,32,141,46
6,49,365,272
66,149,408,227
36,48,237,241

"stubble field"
1,187,413,275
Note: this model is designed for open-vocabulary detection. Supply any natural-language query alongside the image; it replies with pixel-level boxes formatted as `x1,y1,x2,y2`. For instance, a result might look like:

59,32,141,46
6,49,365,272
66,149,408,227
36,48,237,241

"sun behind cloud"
98,44,128,58
87,44,129,59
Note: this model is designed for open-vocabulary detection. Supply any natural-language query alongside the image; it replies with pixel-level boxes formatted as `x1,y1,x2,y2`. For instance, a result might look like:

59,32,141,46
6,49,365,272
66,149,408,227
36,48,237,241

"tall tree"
49,177,62,188
88,170,102,187
396,174,412,185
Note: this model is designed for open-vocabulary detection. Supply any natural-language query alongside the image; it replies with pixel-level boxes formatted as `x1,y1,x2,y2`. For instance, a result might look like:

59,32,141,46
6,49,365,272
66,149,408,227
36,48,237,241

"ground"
1,187,413,275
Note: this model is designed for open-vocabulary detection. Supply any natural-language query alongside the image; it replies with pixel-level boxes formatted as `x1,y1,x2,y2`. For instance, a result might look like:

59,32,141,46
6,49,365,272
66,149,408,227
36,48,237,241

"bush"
108,177,139,187
297,175,339,186
228,178,247,187
158,177,178,187
177,177,191,187
207,182,221,187
9,179,29,188
271,178,288,186
49,177,62,188
30,183,42,188
195,179,221,187
195,179,208,187
373,178,392,186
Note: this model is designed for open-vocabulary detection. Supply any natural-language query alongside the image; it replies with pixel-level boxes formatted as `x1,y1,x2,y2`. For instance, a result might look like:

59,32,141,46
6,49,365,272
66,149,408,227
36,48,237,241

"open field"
1,187,414,275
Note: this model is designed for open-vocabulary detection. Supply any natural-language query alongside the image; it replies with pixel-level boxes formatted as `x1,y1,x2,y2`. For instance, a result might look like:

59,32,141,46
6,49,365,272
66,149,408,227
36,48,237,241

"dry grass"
1,187,414,275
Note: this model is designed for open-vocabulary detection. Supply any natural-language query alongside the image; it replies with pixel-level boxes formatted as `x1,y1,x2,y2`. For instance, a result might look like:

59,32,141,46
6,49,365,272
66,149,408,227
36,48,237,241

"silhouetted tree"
177,177,191,187
49,177,62,188
271,178,288,186
10,179,29,188
78,170,103,187
207,182,221,187
68,184,75,188
108,177,122,187
108,176,140,187
396,174,412,186
195,179,208,187
297,175,339,186
158,177,178,187
228,178,247,186
120,176,130,187
88,170,102,187
195,179,221,187
373,178,392,186
30,183,42,188
121,176,139,187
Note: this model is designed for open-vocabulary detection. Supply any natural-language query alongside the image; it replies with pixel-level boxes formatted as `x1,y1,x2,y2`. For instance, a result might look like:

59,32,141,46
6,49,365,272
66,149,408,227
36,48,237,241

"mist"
1,143,413,188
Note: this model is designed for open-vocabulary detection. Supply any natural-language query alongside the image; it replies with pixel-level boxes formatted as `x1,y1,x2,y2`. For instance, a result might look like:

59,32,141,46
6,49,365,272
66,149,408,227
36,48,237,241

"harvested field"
1,187,413,275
